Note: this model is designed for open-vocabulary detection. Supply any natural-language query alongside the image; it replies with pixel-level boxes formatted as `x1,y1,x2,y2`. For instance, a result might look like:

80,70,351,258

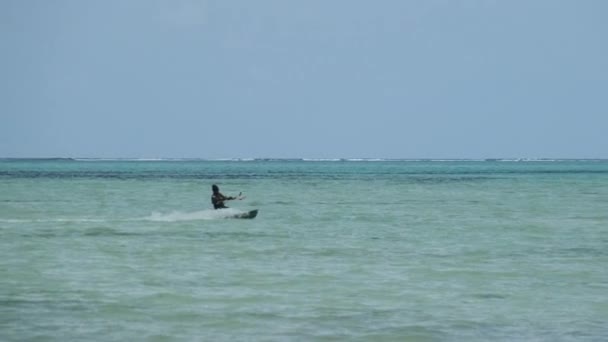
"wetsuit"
212,192,235,209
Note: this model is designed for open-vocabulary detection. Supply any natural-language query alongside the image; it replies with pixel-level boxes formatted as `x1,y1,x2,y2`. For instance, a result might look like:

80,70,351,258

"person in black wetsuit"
211,184,237,209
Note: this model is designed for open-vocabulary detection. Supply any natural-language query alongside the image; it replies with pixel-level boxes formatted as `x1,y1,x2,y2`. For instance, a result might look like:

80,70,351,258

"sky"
1,0,607,159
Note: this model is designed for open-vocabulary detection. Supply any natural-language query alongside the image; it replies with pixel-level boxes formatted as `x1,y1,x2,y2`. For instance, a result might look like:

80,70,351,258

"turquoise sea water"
1,159,607,341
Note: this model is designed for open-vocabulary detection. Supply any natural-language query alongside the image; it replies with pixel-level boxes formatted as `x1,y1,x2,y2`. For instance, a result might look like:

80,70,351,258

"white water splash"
144,208,244,222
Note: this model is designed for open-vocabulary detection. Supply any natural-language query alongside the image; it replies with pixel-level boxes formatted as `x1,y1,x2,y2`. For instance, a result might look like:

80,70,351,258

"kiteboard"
229,209,258,219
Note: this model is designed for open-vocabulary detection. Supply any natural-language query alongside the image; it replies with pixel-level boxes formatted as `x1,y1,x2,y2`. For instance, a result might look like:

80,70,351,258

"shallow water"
1,159,607,341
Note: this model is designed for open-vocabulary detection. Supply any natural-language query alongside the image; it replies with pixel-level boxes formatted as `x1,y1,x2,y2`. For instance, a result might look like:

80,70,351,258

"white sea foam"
74,158,173,162
302,158,342,162
144,208,244,222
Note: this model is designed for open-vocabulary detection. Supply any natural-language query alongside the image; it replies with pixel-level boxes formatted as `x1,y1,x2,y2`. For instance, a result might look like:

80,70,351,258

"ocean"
1,159,607,341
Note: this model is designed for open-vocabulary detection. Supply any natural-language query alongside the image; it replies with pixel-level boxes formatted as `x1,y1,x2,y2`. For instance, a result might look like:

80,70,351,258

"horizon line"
2,157,608,162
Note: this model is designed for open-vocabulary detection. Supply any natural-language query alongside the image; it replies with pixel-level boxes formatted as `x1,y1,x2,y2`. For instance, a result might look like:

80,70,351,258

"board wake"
145,208,258,221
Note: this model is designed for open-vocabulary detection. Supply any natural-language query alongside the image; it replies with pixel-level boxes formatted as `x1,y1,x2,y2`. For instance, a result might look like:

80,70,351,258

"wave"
74,158,165,162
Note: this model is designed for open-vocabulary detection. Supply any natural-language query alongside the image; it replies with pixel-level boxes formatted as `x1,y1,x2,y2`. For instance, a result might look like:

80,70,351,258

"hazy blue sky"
2,0,607,159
